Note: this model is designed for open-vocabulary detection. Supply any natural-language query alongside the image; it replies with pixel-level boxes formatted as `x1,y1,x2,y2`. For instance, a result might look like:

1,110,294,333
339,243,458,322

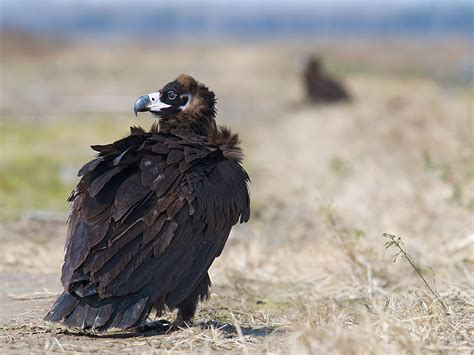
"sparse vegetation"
383,233,448,313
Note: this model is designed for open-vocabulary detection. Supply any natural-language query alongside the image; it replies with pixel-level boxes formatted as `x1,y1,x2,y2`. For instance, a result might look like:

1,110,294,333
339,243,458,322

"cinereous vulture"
45,74,250,331
303,55,351,103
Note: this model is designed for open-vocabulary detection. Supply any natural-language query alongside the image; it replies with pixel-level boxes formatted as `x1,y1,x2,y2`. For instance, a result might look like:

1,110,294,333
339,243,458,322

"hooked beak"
133,95,151,116
133,92,171,116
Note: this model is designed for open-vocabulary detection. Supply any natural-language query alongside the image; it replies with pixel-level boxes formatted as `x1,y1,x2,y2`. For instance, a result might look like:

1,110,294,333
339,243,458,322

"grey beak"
133,95,151,116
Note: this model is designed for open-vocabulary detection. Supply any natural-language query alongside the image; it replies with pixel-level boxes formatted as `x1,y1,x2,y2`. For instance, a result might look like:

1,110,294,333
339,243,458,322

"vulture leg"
174,273,211,328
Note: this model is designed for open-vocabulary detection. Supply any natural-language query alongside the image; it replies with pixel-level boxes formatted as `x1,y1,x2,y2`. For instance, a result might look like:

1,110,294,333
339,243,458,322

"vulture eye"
167,91,177,100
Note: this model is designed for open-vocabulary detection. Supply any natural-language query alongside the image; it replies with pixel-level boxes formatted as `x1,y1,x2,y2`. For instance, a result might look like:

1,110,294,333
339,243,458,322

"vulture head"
306,54,321,74
134,74,217,136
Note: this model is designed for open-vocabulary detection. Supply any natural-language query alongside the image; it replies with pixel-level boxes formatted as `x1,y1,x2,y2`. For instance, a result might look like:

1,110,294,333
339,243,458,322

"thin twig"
383,233,448,313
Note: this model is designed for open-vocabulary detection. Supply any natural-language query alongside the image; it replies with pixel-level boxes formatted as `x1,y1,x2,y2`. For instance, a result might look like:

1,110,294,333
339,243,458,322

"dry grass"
0,37,473,353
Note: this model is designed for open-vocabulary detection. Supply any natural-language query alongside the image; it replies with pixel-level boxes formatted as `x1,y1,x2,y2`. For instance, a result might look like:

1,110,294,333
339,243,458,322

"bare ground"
0,39,473,353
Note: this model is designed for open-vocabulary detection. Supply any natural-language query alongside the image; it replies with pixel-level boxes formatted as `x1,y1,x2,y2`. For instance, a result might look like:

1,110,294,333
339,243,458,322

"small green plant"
383,233,448,313
329,157,351,177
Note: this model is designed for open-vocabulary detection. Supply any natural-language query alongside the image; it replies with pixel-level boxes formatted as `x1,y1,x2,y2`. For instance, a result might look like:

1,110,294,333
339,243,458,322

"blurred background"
0,0,473,352
0,0,472,219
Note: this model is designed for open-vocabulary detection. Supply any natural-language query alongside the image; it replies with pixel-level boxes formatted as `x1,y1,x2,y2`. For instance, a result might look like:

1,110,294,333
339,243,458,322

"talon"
137,319,172,332
170,320,192,331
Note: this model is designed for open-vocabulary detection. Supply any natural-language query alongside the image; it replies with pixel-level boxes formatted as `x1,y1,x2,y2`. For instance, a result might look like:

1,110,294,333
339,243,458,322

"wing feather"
152,164,182,196
57,129,250,330
78,157,103,177
113,172,150,219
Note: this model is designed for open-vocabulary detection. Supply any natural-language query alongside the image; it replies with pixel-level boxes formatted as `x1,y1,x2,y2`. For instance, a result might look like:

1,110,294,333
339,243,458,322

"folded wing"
46,127,250,330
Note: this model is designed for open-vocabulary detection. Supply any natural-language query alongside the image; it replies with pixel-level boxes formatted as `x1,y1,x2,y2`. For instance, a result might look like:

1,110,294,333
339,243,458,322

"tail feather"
44,291,151,331
107,295,149,329
44,292,79,323
64,302,92,329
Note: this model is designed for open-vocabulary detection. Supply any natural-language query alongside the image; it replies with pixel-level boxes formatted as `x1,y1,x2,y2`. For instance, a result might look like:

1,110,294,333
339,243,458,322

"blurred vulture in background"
45,74,250,331
303,55,351,103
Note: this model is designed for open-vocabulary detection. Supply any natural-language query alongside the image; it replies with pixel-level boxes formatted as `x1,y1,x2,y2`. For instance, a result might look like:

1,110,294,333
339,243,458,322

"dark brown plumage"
44,74,250,331
303,55,351,103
